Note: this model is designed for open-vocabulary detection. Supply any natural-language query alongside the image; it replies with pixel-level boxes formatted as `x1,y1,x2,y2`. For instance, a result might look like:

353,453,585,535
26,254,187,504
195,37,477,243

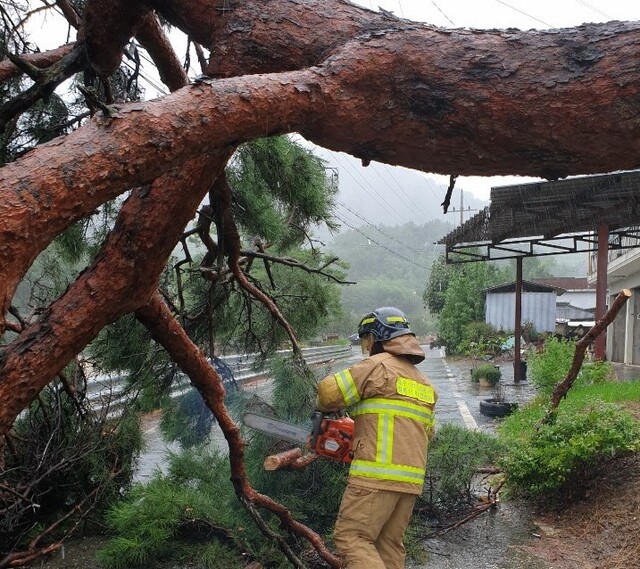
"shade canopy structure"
438,169,640,373
439,170,640,264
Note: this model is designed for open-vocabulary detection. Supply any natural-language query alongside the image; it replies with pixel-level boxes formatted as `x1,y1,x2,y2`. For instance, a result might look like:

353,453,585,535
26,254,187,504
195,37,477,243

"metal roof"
483,280,564,294
439,170,640,263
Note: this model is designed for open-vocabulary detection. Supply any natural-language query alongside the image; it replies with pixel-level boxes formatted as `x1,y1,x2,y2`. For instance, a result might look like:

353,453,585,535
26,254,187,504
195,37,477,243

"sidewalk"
612,362,640,381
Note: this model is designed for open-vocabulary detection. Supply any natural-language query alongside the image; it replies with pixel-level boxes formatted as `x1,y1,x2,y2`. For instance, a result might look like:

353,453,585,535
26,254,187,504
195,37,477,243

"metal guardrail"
87,344,354,414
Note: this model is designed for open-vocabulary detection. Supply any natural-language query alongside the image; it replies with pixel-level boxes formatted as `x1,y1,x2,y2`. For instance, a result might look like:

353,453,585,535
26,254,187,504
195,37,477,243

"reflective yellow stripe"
377,413,393,464
335,369,360,406
360,317,376,325
350,460,425,485
396,377,436,404
351,398,434,427
386,316,406,323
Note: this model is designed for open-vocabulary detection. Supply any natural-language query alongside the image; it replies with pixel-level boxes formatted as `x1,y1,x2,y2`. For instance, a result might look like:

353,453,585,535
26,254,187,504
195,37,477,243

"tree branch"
135,13,189,92
0,151,229,435
212,173,304,355
236,249,354,284
135,292,341,568
0,43,86,134
541,288,632,424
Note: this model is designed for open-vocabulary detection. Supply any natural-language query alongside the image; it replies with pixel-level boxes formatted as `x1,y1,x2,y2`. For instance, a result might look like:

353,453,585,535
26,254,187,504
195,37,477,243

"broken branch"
263,448,319,471
542,288,632,423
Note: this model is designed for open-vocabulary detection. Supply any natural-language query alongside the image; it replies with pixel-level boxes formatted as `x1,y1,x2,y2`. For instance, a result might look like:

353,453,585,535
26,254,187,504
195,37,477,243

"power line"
378,164,434,221
334,213,431,270
336,199,428,255
431,1,456,26
330,153,407,225
494,0,554,28
574,0,611,20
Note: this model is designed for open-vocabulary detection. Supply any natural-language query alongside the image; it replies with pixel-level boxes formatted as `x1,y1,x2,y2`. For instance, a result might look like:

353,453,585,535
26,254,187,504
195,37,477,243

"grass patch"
564,379,640,404
497,380,640,501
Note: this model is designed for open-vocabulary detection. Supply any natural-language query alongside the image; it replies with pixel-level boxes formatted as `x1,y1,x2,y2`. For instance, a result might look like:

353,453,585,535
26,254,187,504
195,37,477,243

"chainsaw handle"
309,410,324,450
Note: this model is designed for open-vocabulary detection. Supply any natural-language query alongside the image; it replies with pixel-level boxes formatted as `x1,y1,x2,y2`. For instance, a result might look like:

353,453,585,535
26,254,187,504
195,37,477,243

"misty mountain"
324,220,452,335
313,148,488,239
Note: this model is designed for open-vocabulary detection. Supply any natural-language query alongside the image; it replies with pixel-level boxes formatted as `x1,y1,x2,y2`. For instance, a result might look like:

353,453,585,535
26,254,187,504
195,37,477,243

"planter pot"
480,398,518,418
478,377,497,388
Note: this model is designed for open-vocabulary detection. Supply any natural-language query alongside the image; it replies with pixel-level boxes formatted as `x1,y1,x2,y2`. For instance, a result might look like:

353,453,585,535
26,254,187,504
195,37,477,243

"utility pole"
448,189,479,226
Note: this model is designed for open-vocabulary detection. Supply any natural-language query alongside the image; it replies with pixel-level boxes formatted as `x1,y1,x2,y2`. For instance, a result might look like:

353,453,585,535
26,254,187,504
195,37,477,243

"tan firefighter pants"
333,483,417,569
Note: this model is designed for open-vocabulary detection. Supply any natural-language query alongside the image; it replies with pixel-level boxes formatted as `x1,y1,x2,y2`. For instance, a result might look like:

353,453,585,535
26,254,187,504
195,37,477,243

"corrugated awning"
439,170,640,263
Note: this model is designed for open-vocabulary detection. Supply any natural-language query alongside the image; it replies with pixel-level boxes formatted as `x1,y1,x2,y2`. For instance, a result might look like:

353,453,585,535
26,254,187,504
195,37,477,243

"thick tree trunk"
0,151,229,435
5,14,640,328
3,0,640,455
0,74,308,330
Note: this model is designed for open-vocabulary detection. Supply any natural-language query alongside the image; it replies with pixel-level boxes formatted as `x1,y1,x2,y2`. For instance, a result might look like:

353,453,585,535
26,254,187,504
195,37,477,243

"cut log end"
263,447,319,471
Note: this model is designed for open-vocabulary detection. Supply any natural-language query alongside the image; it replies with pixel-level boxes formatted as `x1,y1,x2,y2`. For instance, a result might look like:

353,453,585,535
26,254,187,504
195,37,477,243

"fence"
87,344,354,415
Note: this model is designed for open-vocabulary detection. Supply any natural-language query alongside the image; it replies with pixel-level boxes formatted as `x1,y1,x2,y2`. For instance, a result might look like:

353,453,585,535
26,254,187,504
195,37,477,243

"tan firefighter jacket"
316,334,437,495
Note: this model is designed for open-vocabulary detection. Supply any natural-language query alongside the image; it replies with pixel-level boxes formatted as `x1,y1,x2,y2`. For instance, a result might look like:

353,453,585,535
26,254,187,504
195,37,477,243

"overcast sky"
357,0,639,30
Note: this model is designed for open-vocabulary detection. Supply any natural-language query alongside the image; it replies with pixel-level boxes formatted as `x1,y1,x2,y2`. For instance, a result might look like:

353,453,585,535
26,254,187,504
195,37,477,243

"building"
588,230,640,365
484,281,562,333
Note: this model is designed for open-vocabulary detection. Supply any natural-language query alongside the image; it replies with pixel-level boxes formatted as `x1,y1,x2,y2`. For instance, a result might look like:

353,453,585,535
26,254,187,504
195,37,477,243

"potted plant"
471,363,501,388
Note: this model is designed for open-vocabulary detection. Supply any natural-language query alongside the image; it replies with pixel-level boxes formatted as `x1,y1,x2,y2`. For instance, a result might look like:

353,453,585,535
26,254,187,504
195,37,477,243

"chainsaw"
243,411,355,463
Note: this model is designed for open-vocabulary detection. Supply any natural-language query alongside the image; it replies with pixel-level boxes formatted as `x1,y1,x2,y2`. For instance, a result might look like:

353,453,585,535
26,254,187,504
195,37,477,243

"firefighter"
316,307,437,569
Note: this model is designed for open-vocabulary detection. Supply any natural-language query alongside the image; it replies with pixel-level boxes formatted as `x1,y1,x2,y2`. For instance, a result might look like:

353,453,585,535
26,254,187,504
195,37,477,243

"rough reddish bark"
0,45,75,82
4,14,640,330
79,0,150,75
0,74,309,332
0,151,229,435
2,0,640,562
136,14,189,91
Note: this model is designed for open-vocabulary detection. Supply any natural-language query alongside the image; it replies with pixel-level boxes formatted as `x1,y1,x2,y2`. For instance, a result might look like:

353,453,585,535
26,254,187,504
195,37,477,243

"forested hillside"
326,220,452,335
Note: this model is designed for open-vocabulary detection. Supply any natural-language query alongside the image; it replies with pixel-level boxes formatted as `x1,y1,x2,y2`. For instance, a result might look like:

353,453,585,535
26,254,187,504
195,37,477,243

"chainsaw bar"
242,413,310,445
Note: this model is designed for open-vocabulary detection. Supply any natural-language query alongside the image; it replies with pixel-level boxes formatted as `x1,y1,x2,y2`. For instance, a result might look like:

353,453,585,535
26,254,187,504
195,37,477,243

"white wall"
485,292,556,333
560,290,596,310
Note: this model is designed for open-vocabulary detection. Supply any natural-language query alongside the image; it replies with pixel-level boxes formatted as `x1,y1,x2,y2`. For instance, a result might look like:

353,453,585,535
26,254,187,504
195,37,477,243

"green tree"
438,261,508,352
423,254,450,315
329,221,450,335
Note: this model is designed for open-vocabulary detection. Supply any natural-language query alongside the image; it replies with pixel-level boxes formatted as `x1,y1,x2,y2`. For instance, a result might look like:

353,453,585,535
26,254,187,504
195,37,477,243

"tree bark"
0,73,314,331
0,151,230,435
5,12,640,329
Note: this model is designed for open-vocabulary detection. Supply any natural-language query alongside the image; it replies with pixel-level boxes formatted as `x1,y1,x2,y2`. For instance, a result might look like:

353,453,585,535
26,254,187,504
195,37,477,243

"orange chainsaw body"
308,415,355,463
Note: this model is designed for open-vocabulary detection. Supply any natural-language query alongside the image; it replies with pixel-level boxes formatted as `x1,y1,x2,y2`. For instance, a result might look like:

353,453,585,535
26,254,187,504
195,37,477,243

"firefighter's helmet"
357,307,413,342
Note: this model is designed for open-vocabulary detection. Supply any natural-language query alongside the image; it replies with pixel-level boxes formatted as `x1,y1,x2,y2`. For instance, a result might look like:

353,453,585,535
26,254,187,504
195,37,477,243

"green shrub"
471,363,502,386
579,360,615,384
99,358,348,568
528,336,574,393
498,400,640,500
419,424,503,514
528,337,615,394
97,449,279,569
458,322,507,359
